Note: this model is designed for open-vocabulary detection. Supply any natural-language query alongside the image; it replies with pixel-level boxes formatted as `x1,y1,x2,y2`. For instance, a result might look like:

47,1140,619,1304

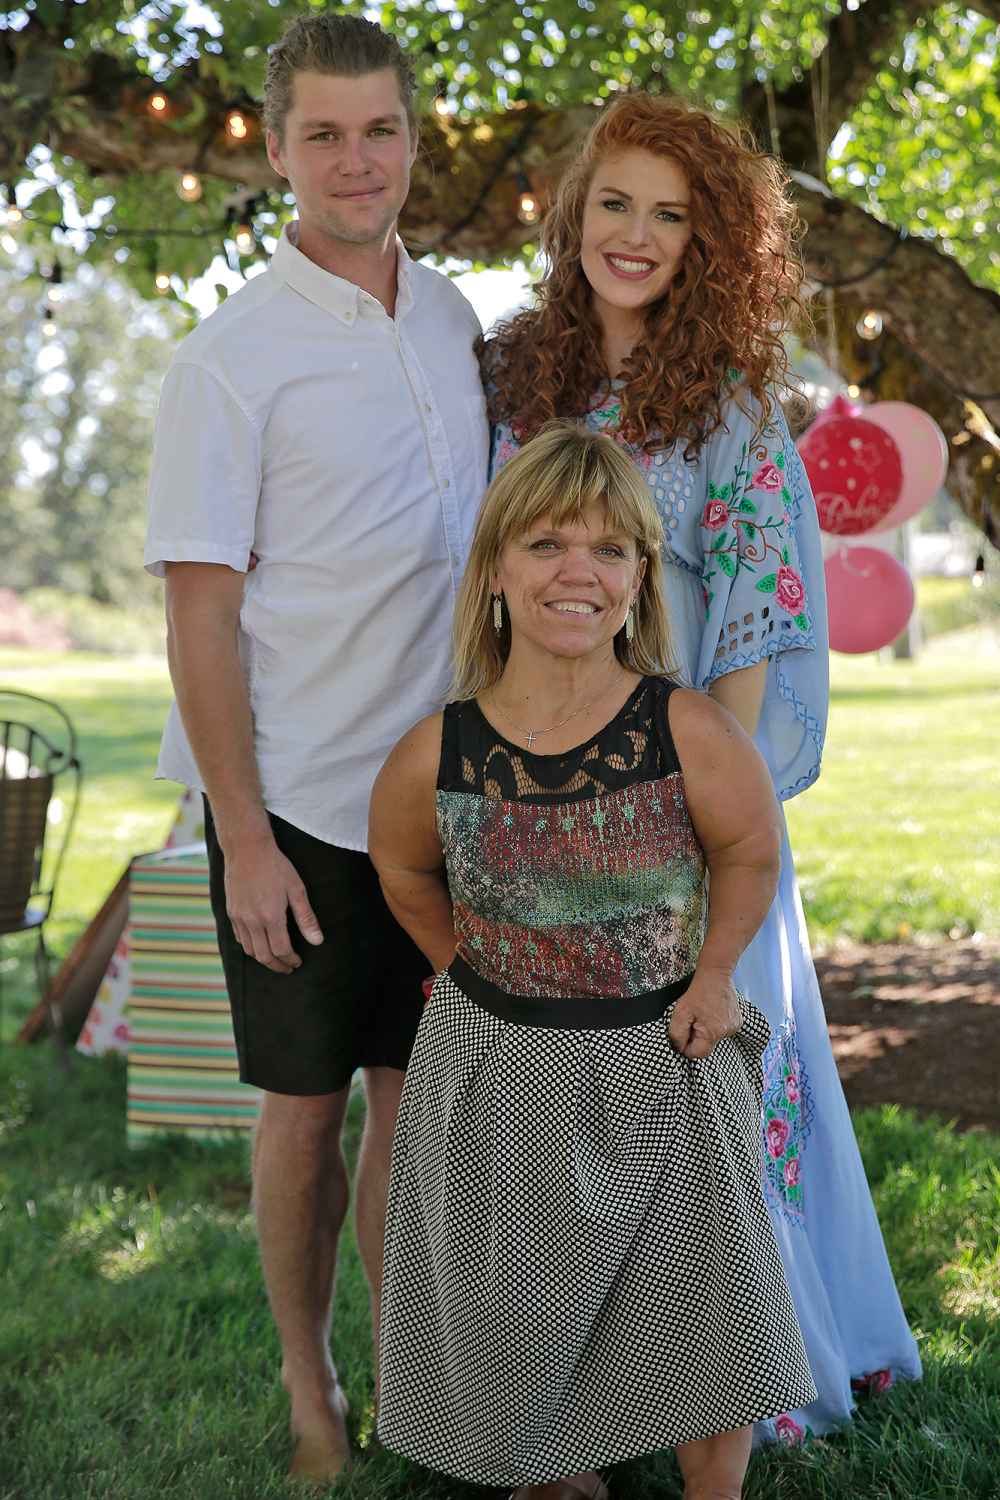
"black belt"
448,952,693,1031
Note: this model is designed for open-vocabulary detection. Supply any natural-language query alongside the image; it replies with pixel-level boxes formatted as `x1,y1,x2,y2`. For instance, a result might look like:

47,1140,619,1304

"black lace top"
436,677,707,1000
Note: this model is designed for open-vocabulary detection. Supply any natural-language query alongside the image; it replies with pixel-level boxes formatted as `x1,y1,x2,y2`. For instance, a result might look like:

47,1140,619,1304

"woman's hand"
668,968,743,1059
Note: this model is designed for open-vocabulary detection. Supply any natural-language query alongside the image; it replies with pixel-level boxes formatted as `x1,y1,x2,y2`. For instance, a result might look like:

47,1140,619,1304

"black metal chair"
0,689,82,1041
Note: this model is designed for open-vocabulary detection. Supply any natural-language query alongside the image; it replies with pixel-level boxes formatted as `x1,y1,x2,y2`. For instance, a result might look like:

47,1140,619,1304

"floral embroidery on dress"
774,1413,812,1444
700,442,809,633
851,1368,894,1396
761,1019,814,1222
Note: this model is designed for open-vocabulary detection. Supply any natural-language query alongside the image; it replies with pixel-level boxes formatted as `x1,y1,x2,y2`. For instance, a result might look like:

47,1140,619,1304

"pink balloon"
863,402,949,531
799,414,903,535
824,546,915,654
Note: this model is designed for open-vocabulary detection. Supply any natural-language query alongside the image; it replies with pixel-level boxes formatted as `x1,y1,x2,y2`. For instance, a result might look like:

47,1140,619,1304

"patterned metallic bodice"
436,677,707,1001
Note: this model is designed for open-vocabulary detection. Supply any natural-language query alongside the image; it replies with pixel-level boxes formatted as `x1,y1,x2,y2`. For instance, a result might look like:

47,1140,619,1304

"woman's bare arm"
708,658,768,737
665,686,782,1057
368,714,456,974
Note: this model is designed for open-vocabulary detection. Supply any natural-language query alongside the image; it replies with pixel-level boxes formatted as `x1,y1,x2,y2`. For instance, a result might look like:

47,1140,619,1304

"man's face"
267,68,417,248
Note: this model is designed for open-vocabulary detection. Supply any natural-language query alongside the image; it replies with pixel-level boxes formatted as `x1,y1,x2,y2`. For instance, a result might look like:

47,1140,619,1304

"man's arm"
165,562,323,973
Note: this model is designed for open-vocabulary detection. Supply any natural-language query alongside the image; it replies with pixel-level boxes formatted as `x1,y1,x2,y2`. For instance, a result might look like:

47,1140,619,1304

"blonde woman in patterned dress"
369,422,815,1500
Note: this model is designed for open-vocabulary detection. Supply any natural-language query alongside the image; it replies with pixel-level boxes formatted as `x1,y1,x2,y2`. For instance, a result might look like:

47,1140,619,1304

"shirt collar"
271,222,414,323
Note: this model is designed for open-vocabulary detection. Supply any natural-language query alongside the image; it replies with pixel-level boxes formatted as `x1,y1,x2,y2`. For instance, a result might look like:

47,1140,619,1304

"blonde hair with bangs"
452,422,676,700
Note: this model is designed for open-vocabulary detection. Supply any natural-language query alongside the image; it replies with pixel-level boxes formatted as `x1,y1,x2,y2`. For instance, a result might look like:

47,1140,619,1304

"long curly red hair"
484,92,807,458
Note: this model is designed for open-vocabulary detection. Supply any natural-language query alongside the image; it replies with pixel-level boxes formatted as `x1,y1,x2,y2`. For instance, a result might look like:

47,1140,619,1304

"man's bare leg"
675,1424,752,1500
354,1065,407,1404
252,1087,352,1481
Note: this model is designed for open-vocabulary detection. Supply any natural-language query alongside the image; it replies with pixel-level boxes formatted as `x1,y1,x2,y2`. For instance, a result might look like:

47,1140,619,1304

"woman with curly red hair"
485,91,920,1458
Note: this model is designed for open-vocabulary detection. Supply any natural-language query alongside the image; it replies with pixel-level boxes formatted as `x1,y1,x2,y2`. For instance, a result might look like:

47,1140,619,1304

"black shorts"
204,801,429,1096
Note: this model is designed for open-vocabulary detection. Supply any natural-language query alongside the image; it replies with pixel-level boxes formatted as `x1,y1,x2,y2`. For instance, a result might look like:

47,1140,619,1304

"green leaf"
711,531,729,551
738,497,758,514
756,573,778,593
781,546,791,565
794,613,810,631
776,451,786,470
718,552,737,578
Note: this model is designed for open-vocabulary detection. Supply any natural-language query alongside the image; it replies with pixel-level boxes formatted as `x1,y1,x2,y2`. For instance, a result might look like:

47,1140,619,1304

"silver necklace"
488,674,624,750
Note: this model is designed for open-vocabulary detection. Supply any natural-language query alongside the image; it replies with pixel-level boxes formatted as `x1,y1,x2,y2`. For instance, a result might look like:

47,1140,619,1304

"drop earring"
625,605,635,642
492,594,503,633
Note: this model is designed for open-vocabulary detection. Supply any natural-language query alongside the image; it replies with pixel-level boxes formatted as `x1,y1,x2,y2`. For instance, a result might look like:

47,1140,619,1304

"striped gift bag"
126,844,261,1144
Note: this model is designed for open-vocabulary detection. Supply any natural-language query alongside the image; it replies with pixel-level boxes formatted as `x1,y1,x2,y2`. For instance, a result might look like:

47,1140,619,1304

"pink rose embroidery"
775,564,806,614
114,1022,131,1042
766,1117,790,1158
752,461,783,492
785,1071,801,1104
783,1156,800,1187
702,499,729,531
775,1414,805,1445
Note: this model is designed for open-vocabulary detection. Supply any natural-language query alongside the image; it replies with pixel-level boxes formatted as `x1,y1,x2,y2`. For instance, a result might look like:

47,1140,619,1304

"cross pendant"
525,731,536,749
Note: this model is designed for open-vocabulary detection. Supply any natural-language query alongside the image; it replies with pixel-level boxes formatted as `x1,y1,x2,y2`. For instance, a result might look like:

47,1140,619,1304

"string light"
225,110,249,140
971,553,986,589
846,383,861,398
233,221,255,255
42,308,57,339
1,233,16,254
148,92,169,116
176,171,204,203
516,170,541,226
856,309,884,341
433,83,450,117
46,261,64,304
154,272,172,295
2,203,22,227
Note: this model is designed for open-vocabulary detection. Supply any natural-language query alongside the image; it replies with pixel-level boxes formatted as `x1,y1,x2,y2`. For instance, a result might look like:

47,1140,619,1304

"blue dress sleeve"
698,393,829,800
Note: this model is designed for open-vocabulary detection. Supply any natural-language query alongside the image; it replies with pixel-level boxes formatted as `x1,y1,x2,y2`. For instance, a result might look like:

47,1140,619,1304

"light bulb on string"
433,83,450,117
856,309,884,341
177,171,203,203
154,272,172,296
515,170,541,226
2,202,22,228
226,110,249,140
148,91,169,117
42,308,57,339
46,260,64,305
233,222,255,255
972,553,986,590
846,383,861,399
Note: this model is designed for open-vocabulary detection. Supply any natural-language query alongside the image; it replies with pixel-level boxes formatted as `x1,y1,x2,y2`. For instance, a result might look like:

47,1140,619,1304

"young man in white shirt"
144,14,488,1482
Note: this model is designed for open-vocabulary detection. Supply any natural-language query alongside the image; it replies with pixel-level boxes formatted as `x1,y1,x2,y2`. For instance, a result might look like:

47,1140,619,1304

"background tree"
1,0,998,538
1,262,180,607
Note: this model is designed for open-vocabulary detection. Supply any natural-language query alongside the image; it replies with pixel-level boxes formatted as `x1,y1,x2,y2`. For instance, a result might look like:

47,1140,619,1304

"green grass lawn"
1,1050,997,1499
1,632,999,1498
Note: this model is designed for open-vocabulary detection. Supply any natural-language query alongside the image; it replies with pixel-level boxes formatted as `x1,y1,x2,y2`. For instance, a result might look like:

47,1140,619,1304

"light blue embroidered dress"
492,386,921,1442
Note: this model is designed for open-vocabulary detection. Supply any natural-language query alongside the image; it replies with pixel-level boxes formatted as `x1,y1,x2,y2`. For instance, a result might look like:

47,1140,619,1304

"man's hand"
668,969,743,1059
224,835,324,974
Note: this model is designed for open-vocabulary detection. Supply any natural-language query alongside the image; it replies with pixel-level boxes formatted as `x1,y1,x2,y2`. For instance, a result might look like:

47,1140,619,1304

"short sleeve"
144,359,262,579
697,393,829,800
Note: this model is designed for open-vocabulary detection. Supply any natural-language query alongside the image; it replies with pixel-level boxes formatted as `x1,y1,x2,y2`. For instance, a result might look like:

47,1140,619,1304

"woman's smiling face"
493,504,646,662
580,148,693,322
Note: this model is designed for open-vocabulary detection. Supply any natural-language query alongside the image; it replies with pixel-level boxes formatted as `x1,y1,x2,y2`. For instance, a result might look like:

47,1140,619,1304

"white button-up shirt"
145,225,488,850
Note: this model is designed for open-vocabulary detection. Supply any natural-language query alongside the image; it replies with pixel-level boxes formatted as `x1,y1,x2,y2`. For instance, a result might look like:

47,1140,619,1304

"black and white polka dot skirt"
378,969,816,1487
